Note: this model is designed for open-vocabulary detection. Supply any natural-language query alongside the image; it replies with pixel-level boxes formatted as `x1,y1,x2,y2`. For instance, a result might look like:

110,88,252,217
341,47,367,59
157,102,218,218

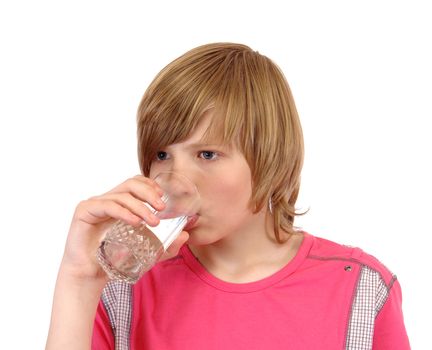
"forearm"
46,176,162,349
46,264,108,350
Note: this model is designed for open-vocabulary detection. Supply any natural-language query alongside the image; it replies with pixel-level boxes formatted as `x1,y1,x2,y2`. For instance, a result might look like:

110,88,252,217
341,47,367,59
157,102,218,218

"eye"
199,151,218,160
156,151,169,161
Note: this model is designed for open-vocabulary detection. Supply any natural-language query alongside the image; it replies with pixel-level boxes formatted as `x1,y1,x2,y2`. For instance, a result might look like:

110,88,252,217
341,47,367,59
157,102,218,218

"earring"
268,197,273,214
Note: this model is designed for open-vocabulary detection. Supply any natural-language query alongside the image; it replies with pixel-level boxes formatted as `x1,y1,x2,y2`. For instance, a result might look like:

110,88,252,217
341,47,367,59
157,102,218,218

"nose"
150,150,200,194
169,157,203,198
169,156,195,182
153,171,200,217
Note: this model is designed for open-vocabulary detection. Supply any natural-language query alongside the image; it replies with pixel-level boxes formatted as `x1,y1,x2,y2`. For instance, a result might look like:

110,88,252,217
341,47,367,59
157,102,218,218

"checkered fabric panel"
345,266,390,350
101,281,133,350
375,275,390,314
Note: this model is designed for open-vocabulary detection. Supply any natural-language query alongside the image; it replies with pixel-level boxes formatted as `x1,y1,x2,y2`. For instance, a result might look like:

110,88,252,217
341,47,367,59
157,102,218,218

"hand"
60,175,167,280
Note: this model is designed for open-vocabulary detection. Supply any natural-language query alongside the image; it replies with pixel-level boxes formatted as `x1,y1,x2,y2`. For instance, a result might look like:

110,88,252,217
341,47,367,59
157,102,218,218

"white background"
0,0,430,348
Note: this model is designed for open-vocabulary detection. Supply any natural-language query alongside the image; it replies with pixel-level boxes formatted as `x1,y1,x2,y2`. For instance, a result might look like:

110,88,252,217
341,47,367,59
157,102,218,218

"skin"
46,174,188,349
46,111,302,349
152,111,303,283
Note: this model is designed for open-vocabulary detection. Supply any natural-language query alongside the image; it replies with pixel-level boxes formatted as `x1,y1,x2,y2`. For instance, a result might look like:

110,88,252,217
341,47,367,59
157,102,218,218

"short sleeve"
92,300,115,350
373,279,411,349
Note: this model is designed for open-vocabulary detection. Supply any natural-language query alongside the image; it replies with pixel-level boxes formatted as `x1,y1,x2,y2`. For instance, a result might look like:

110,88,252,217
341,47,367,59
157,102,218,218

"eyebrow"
165,142,231,150
187,143,224,148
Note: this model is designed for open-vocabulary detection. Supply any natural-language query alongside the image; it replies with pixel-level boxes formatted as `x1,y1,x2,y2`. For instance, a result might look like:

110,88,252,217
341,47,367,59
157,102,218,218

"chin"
186,230,213,247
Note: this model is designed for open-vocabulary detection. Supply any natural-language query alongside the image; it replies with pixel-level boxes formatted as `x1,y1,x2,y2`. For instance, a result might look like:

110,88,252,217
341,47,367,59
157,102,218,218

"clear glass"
96,172,200,284
96,221,164,283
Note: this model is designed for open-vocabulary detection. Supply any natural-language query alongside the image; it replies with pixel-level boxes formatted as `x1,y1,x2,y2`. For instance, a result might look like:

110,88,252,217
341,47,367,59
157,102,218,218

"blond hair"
137,43,305,242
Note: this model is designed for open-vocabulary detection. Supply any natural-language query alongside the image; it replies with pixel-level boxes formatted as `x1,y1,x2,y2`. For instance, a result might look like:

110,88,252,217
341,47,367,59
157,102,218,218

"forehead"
180,109,219,143
185,110,213,142
167,109,235,151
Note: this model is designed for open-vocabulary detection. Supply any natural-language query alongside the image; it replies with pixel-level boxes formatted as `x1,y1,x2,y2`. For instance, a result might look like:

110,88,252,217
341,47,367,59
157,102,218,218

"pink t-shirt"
92,233,410,349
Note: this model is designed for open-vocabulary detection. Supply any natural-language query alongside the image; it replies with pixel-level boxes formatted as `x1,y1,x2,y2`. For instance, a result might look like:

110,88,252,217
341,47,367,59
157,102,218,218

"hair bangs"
137,43,306,242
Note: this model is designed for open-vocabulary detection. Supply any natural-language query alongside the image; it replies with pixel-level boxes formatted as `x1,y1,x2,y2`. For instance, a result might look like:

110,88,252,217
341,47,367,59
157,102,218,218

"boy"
46,43,410,349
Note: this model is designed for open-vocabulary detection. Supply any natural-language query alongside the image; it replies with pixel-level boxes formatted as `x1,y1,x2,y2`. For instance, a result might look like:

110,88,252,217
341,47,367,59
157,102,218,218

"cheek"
149,162,166,178
205,173,252,211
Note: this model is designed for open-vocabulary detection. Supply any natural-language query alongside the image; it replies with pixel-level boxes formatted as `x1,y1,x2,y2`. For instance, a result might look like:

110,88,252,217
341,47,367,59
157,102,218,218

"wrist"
58,258,109,286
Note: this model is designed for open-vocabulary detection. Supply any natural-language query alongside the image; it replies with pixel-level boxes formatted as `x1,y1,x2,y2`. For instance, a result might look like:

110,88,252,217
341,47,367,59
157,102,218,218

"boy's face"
149,111,266,246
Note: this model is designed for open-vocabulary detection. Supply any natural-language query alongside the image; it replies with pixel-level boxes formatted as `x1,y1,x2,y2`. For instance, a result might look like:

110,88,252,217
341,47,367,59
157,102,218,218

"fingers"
74,175,166,228
92,193,161,226
108,176,165,203
75,198,144,227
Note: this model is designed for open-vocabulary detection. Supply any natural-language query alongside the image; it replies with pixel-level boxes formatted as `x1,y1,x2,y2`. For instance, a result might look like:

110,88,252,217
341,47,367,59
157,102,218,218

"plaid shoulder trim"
345,266,395,350
101,281,133,350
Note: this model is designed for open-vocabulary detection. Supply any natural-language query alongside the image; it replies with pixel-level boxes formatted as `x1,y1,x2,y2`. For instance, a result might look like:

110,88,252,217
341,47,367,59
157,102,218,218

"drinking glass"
96,172,200,284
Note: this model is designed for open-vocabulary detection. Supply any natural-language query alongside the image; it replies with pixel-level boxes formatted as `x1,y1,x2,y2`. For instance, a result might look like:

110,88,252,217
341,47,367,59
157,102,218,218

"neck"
189,213,303,283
